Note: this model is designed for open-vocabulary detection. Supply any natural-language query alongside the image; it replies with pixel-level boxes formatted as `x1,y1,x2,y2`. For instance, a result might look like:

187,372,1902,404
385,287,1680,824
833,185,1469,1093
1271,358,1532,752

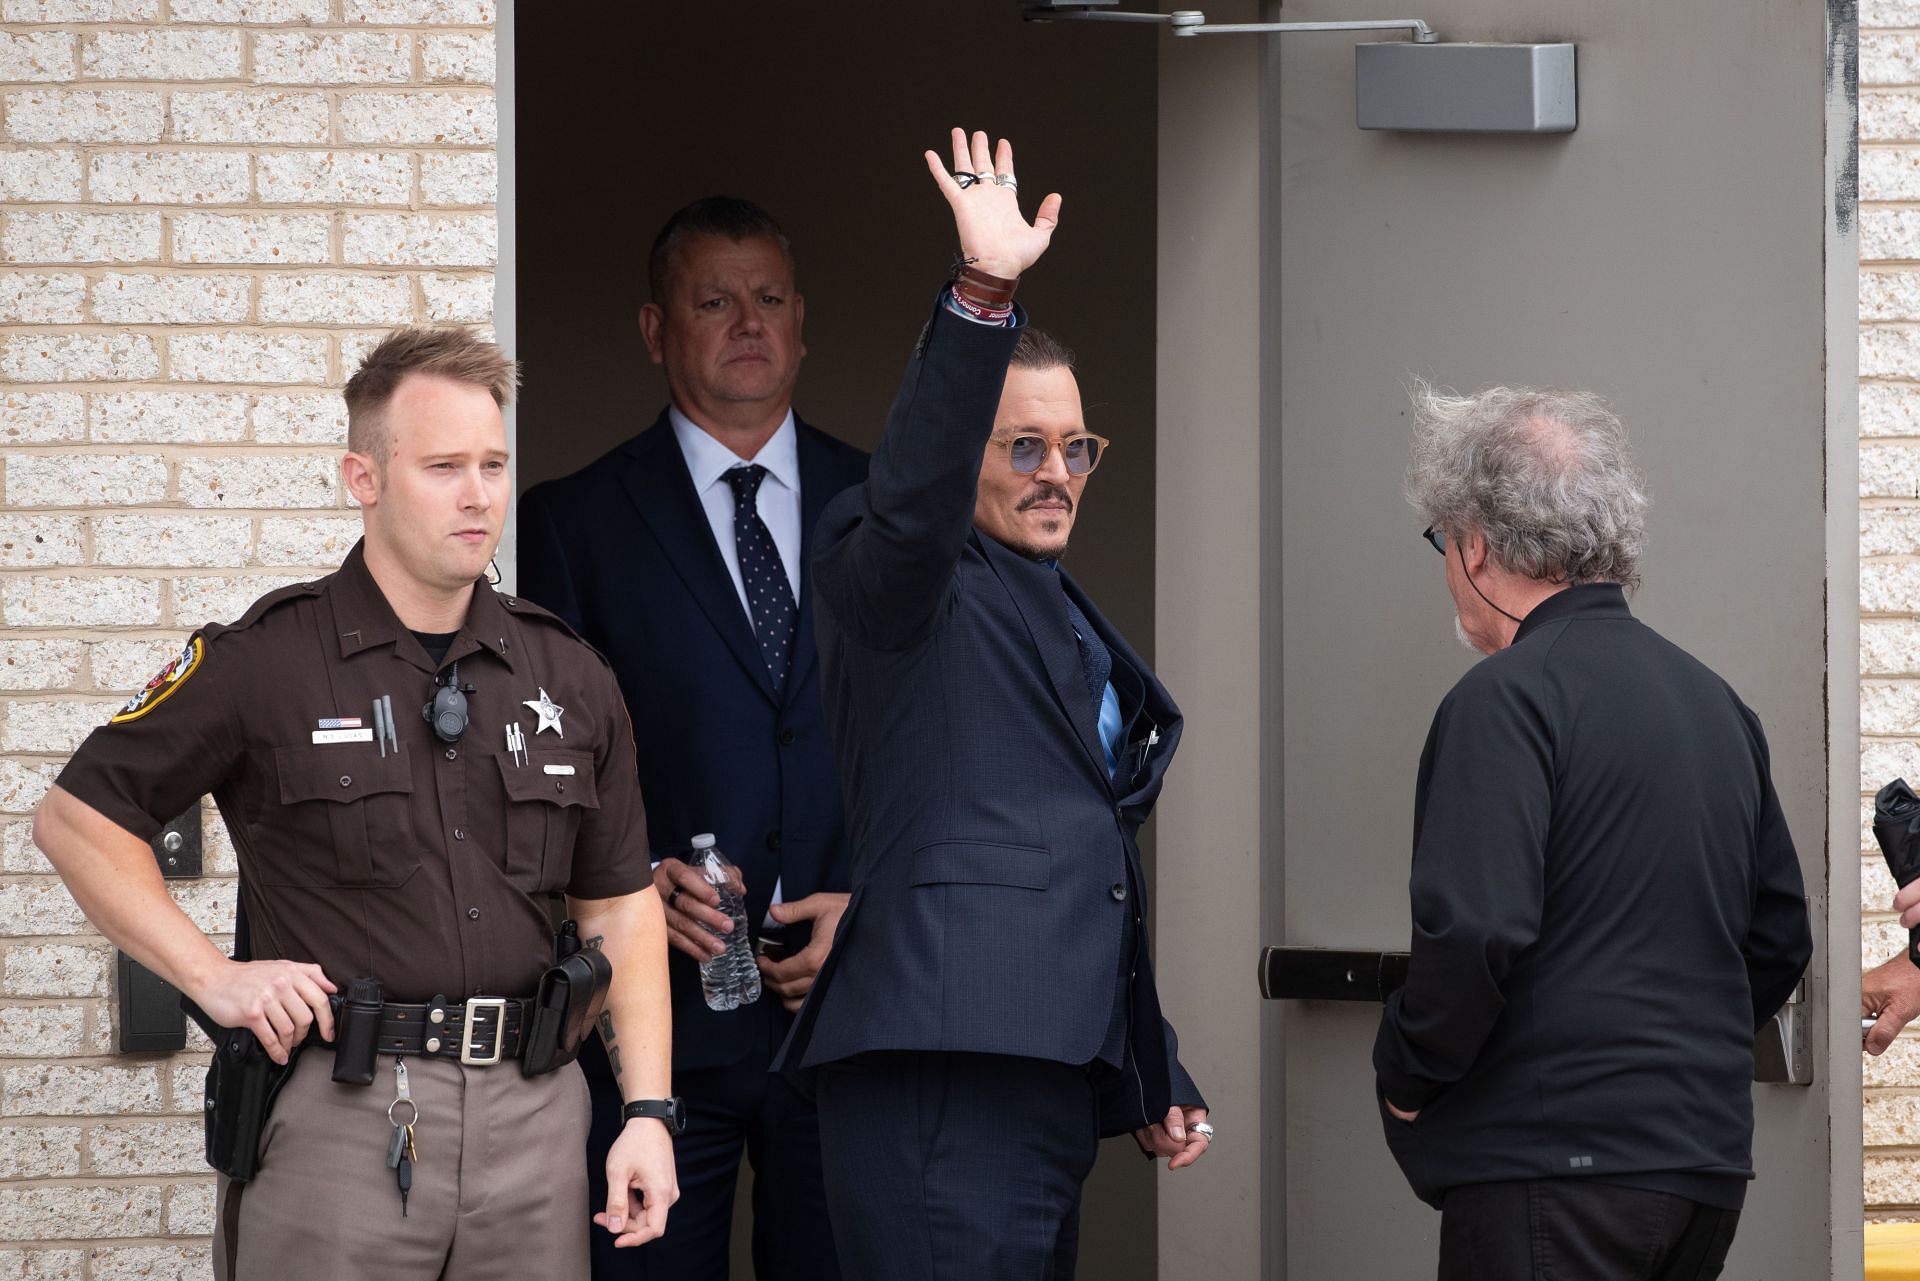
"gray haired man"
1373,382,1811,1281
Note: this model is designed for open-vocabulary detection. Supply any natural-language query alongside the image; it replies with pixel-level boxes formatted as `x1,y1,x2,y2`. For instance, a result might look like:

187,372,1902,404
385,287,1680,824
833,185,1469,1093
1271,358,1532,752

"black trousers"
816,1052,1101,1281
1438,1180,1740,1281
585,1054,839,1281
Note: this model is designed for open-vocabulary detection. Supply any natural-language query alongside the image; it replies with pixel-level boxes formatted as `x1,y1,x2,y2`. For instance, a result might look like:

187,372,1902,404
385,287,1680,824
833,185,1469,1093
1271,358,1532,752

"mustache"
1016,484,1074,513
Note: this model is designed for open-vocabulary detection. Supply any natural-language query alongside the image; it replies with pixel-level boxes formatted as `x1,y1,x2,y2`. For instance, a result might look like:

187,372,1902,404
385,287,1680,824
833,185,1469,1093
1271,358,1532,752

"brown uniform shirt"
56,540,652,1003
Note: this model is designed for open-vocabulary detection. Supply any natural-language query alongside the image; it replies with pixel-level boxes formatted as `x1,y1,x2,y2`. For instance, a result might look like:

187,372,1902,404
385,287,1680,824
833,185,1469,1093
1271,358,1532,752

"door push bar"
1258,947,1813,1086
1259,946,1410,1002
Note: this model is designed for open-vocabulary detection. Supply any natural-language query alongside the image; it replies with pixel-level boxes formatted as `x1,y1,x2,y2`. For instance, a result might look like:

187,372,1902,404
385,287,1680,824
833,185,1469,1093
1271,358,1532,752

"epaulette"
200,578,326,642
497,591,613,669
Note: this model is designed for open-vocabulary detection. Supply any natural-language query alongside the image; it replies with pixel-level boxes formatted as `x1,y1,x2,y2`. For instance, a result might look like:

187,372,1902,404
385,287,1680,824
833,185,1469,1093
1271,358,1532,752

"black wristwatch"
622,1097,687,1136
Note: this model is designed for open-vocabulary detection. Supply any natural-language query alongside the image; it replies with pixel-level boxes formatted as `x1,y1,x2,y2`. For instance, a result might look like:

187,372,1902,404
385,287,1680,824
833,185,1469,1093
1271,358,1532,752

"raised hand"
923,128,1062,280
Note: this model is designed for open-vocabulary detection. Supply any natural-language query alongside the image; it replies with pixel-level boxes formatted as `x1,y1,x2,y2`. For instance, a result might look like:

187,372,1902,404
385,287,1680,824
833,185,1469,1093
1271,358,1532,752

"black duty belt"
308,994,532,1066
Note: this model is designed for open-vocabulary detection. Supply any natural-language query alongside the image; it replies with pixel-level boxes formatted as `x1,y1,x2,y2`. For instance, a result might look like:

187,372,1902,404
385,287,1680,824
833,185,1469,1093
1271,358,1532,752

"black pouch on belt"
183,998,299,1183
329,976,384,1085
521,931,613,1078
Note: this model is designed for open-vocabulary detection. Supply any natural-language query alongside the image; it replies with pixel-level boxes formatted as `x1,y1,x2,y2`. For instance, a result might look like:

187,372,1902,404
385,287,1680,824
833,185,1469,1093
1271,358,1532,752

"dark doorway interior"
517,6,1159,1276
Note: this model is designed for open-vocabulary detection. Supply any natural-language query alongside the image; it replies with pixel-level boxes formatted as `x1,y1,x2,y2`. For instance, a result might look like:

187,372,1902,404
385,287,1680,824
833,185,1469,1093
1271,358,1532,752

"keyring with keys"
387,1058,420,1215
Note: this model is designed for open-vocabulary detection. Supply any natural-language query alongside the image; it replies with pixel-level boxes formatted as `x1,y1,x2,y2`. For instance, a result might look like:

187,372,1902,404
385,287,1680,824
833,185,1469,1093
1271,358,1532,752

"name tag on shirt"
543,763,576,776
312,727,375,744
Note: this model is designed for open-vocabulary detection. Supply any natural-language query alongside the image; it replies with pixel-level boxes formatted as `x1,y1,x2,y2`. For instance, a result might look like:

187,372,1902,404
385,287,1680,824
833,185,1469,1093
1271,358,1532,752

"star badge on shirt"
523,688,565,737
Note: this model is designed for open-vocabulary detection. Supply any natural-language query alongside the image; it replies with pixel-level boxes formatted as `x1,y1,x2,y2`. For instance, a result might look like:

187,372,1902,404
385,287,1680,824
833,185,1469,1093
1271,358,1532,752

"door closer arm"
1022,6,1439,43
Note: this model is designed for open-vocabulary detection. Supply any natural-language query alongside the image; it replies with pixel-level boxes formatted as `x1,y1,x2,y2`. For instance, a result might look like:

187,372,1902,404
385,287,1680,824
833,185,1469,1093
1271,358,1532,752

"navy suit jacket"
517,411,869,1070
776,299,1202,1135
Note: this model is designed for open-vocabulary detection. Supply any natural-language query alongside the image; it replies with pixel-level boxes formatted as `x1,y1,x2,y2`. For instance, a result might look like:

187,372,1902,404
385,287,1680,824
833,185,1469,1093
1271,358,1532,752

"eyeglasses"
1422,526,1447,555
991,433,1110,476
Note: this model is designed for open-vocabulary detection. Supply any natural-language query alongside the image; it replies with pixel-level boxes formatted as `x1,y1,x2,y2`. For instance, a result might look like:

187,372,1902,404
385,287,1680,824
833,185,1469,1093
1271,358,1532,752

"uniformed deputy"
32,327,680,1279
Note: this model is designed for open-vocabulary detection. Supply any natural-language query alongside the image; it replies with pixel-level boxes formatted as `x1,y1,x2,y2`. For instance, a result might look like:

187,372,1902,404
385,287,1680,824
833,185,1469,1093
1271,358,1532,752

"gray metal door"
1151,2,1858,1276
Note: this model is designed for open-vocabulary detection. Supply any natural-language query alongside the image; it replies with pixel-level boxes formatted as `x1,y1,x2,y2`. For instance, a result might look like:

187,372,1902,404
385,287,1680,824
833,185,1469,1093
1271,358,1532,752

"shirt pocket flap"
909,841,1049,890
276,743,412,805
496,749,600,809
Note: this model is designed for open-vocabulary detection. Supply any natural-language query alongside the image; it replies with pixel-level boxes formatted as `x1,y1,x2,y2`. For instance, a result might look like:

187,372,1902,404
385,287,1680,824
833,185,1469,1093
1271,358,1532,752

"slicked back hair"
1009,326,1076,373
647,196,794,304
344,326,519,466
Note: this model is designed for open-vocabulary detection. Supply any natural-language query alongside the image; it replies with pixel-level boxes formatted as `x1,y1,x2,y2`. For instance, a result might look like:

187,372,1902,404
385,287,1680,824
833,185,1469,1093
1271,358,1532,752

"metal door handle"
1752,979,1812,1087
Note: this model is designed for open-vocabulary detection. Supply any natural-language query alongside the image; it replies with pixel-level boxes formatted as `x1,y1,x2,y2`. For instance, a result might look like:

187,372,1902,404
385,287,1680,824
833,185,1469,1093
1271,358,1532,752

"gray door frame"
1824,3,1866,1267
500,0,1861,1273
494,0,519,592
1153,4,1276,1279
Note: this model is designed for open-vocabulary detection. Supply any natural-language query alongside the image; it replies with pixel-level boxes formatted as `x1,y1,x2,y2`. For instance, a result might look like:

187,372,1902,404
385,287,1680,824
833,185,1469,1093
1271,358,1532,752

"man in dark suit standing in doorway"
777,131,1210,1281
518,198,867,1281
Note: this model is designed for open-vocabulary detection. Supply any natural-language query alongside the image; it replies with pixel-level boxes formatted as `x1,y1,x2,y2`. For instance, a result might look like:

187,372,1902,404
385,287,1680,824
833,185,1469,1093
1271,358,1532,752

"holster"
182,998,299,1183
521,946,612,1078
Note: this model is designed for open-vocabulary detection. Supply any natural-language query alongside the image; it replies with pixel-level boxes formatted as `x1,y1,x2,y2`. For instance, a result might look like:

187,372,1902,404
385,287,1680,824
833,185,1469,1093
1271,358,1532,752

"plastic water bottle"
694,834,760,1011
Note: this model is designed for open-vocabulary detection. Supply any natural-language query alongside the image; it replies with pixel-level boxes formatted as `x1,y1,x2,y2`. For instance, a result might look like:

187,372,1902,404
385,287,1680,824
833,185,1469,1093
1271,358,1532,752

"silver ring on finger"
953,172,979,189
1190,1122,1215,1140
666,886,684,912
994,172,1017,190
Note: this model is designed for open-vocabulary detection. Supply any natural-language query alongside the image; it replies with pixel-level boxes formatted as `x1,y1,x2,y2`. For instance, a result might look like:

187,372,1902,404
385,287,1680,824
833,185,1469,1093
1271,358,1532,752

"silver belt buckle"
459,996,508,1066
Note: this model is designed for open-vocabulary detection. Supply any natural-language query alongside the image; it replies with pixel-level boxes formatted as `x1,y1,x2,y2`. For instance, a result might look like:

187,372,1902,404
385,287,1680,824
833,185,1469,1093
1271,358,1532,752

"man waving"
777,130,1209,1281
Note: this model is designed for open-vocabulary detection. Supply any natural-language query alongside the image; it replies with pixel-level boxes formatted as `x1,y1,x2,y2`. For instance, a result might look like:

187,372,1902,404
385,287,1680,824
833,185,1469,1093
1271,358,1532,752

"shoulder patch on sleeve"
111,635,204,724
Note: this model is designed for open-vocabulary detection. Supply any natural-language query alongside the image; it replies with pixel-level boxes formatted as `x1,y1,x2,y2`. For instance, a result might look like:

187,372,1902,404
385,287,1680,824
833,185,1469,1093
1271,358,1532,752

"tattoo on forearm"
598,1010,623,1078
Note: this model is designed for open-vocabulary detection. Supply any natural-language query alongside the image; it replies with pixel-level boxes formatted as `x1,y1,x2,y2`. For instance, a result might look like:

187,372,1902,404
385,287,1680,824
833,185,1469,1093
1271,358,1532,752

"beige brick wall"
0,0,495,1272
1867,0,1920,1222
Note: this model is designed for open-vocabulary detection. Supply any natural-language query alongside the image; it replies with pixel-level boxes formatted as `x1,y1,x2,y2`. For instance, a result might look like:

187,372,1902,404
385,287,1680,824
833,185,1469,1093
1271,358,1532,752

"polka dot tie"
726,465,797,694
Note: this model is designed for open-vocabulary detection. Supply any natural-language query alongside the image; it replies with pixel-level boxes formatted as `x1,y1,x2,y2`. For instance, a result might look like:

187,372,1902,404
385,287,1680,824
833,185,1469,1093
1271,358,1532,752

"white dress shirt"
669,406,802,616
668,405,801,921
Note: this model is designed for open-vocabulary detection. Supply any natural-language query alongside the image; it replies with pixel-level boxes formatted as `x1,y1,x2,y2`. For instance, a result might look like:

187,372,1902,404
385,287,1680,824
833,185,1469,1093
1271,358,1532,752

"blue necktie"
725,465,796,693
1061,591,1111,726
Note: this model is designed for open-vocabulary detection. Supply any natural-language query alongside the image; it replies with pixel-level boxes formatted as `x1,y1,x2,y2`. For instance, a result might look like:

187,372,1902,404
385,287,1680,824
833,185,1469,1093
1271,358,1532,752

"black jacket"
1373,584,1811,1208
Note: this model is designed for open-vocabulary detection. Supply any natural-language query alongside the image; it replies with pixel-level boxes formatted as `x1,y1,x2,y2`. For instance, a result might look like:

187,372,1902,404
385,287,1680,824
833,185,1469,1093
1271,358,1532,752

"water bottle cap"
691,833,716,850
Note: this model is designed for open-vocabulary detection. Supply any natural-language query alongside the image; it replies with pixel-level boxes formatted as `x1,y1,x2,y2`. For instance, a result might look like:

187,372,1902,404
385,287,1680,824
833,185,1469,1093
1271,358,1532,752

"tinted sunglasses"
993,433,1110,476
1422,526,1447,555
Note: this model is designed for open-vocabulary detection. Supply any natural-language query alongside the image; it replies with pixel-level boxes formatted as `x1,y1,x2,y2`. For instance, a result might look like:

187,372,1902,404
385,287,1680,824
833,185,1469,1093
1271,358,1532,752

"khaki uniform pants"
214,1049,591,1280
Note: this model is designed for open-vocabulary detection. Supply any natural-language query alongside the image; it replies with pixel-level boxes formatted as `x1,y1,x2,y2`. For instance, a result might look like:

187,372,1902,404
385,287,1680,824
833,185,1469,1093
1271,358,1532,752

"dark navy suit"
777,300,1202,1280
518,412,867,1281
